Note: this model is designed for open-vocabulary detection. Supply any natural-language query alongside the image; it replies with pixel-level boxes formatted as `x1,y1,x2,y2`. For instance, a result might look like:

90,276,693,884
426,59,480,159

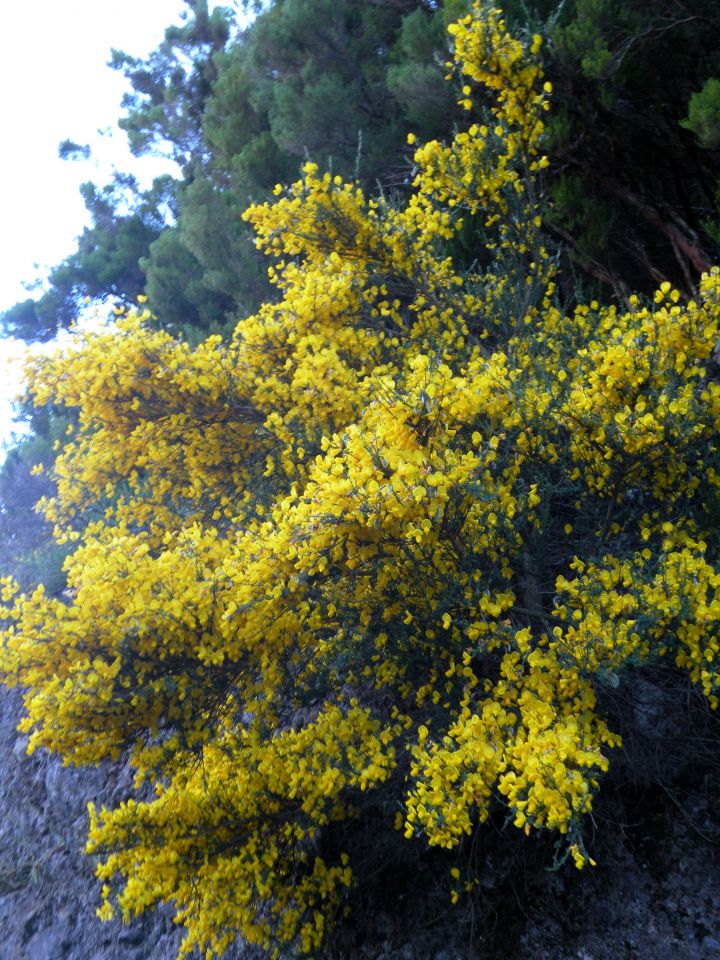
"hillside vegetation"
1,2,720,959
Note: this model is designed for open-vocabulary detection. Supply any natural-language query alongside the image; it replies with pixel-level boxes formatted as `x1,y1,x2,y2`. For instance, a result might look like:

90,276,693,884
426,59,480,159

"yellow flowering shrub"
2,4,720,957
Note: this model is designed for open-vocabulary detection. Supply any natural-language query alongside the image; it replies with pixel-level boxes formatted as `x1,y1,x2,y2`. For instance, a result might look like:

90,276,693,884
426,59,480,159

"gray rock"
702,936,720,957
25,927,60,960
118,923,145,946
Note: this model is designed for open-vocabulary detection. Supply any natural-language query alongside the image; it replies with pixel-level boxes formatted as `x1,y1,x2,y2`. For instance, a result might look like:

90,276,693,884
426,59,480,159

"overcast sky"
0,0,199,454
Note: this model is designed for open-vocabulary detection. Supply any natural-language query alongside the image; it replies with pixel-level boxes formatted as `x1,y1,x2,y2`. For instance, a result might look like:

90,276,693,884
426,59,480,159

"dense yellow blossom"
2,4,720,957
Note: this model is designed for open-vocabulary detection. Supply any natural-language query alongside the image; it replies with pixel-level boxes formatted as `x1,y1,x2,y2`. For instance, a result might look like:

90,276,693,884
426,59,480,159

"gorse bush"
2,4,720,957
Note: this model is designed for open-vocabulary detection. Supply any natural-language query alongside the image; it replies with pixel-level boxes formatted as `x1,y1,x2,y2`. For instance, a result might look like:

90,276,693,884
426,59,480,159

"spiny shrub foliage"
2,4,720,957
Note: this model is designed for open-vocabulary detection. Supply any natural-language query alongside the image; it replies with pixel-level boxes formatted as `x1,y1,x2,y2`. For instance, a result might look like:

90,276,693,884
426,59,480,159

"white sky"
0,0,209,454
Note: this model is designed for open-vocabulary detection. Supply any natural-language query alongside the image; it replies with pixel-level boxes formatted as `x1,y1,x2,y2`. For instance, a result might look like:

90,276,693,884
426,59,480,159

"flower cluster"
2,5,719,958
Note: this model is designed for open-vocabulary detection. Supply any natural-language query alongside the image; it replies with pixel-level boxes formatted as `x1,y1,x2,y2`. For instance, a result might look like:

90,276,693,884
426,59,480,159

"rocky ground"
0,686,187,960
0,672,718,960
